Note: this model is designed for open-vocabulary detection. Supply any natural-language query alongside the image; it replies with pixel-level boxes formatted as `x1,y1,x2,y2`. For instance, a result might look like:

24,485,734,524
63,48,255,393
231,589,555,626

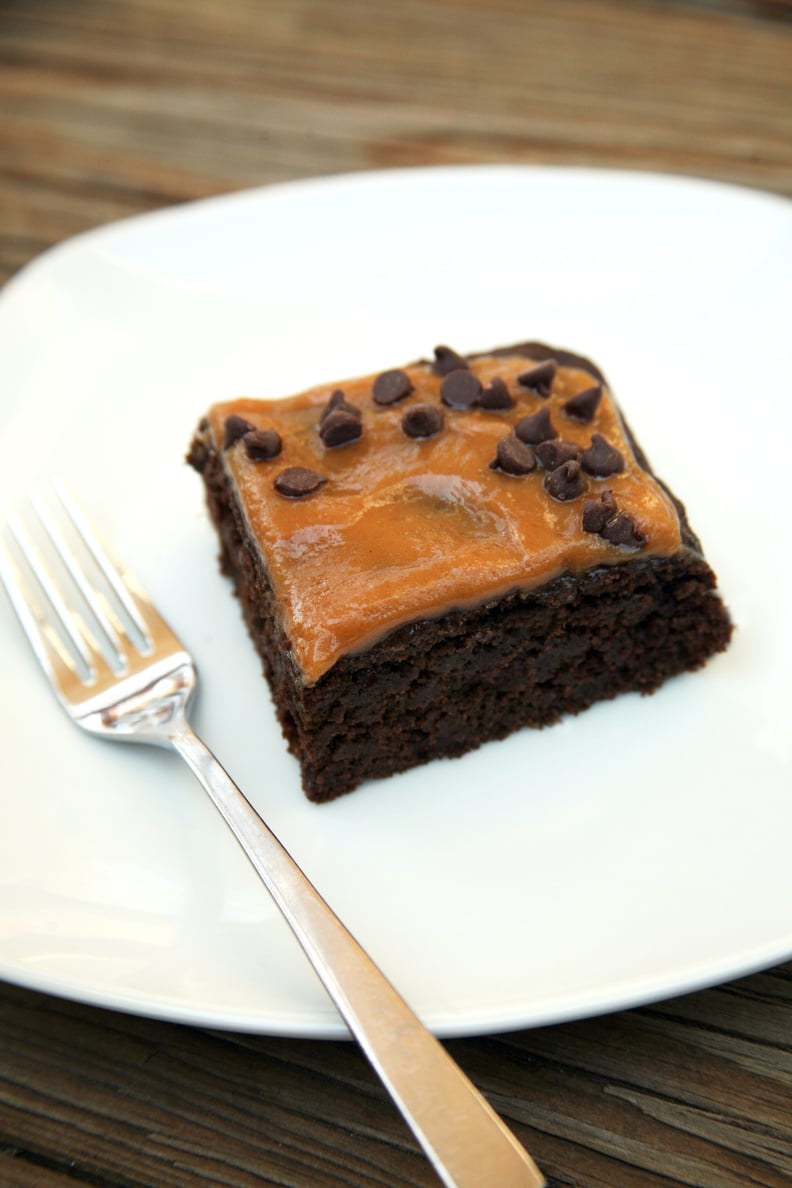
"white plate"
0,166,790,1038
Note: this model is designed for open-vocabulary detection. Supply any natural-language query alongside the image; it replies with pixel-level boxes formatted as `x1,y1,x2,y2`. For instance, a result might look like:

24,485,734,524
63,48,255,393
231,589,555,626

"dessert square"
188,341,732,802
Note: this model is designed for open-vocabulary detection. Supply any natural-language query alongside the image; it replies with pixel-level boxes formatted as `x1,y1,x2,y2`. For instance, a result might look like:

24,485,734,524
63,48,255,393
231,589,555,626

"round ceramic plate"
0,166,790,1037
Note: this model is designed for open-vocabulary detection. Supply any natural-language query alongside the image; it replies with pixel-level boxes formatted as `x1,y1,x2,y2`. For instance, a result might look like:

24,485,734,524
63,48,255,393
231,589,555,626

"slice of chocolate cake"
188,341,732,802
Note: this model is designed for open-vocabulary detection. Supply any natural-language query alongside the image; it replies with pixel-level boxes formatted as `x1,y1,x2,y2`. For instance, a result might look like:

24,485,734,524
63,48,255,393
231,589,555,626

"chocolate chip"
489,434,537,476
402,403,444,439
274,467,326,498
517,360,557,397
372,368,414,406
543,459,585,502
601,510,647,549
580,433,625,477
224,414,255,449
243,428,282,461
322,389,345,415
563,384,602,422
320,389,361,424
478,376,515,410
187,438,209,471
432,345,469,376
514,407,557,445
582,490,618,534
319,409,363,448
440,369,482,409
535,439,580,470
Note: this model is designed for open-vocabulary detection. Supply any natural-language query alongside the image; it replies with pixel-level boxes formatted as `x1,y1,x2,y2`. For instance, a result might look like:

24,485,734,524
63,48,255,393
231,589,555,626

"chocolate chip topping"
514,406,557,445
543,459,586,502
517,360,557,397
582,490,618,534
490,434,537,476
322,389,344,416
372,368,414,406
224,414,255,449
563,384,603,422
601,510,647,549
243,428,282,461
582,492,646,548
401,403,444,439
440,369,482,409
478,376,515,410
432,345,469,376
580,433,625,477
320,389,361,424
274,467,326,498
535,439,580,471
319,408,363,448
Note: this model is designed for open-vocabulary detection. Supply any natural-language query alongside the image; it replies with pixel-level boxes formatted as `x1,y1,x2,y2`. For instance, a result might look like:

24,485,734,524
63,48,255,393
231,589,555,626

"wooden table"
1,2,791,1184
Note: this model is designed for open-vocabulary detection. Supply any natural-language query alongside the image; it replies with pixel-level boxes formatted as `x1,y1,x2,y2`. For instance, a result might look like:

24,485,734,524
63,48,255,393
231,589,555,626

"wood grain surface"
2,0,792,286
1,1,791,1185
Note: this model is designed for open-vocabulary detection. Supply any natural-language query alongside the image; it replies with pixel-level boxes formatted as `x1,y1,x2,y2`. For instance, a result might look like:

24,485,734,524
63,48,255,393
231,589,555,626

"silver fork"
0,480,545,1188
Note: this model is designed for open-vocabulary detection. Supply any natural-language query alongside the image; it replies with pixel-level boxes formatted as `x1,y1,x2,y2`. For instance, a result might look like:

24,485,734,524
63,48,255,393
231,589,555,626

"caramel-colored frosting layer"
208,352,682,683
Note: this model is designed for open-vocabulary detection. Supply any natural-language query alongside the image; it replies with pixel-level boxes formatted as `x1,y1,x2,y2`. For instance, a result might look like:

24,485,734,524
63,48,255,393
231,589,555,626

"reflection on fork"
0,480,545,1188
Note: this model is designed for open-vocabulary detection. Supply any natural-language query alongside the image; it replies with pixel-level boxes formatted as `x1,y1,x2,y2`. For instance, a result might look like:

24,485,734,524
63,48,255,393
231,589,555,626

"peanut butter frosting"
207,348,683,684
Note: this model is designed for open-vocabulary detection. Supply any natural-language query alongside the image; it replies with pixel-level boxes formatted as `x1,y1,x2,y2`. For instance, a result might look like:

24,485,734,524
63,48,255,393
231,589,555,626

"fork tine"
29,487,128,666
52,479,153,653
0,504,96,688
3,502,97,675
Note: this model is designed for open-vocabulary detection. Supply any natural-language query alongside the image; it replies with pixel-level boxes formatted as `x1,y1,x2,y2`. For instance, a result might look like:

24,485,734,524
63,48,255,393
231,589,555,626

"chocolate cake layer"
188,341,733,802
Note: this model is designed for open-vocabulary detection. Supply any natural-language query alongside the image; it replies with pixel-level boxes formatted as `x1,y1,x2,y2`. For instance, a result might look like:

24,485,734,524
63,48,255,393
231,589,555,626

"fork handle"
169,723,545,1188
